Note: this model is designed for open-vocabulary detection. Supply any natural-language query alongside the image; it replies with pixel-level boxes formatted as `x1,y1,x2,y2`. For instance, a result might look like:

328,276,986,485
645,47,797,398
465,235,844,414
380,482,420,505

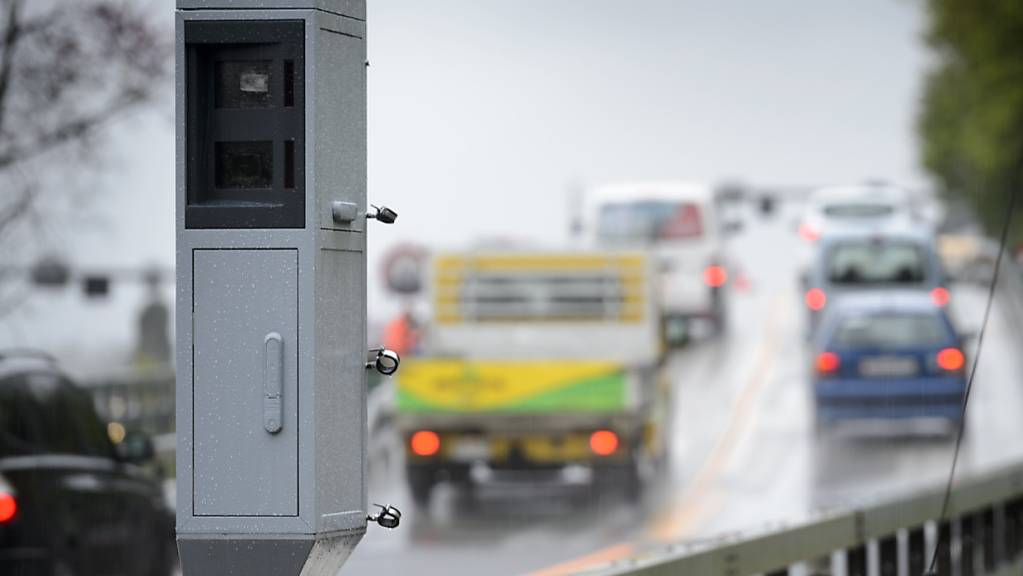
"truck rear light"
703,265,728,288
937,348,965,372
589,430,619,456
816,352,840,374
0,492,16,524
805,288,826,311
930,287,950,307
410,430,440,457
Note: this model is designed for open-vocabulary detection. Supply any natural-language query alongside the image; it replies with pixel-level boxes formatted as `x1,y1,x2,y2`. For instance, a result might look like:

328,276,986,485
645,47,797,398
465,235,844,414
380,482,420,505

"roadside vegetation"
919,0,1023,245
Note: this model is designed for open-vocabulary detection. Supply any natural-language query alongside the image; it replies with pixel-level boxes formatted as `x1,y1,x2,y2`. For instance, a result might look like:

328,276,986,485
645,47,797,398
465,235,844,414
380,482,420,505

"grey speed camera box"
175,1,368,574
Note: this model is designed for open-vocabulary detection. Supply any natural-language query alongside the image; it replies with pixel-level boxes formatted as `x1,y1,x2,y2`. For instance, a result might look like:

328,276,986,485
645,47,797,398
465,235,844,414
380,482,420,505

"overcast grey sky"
0,0,931,370
368,0,929,244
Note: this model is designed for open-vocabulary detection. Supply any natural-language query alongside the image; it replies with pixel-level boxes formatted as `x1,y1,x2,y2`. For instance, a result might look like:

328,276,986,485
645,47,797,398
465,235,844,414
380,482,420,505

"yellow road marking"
526,543,636,576
526,292,791,576
646,292,787,541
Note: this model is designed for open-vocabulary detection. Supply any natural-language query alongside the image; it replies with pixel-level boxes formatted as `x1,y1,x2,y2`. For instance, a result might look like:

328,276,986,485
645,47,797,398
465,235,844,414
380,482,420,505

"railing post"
937,521,952,575
878,535,897,576
1007,498,1023,562
980,507,997,571
994,504,1008,570
960,515,975,576
846,544,867,576
909,526,927,576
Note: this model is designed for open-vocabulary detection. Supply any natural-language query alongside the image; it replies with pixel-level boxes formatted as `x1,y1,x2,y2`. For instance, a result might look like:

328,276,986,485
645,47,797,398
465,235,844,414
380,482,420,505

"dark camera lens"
215,141,273,189
377,352,399,375
216,60,272,109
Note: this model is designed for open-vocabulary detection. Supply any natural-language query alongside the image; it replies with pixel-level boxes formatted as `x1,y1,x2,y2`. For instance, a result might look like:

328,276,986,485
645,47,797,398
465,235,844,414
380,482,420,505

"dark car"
811,293,967,433
803,228,948,335
0,352,175,576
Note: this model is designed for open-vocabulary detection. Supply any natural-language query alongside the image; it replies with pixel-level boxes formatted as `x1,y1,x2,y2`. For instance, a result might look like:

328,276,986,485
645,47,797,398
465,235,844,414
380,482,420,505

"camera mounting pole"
175,2,381,574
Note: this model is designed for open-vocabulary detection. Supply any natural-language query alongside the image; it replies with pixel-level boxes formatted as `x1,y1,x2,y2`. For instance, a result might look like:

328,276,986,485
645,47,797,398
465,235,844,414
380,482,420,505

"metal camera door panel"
192,249,299,517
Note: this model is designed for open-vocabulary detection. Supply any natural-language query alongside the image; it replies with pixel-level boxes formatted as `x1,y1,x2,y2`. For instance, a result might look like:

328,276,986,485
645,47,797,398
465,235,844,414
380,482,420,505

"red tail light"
0,492,16,524
937,348,965,372
703,265,728,288
410,430,441,457
930,287,950,307
816,352,840,374
799,223,819,242
589,430,619,456
805,288,827,311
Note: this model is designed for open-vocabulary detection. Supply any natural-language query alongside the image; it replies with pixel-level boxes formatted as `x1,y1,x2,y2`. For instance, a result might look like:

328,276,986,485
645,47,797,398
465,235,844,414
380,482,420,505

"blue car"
804,228,948,335
811,293,967,431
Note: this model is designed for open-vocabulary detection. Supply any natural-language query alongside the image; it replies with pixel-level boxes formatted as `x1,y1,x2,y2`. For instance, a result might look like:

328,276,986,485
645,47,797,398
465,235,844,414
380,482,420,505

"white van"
586,182,733,342
798,184,923,243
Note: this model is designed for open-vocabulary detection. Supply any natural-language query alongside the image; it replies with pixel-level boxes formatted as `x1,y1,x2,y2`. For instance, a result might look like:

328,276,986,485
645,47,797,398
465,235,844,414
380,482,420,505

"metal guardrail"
588,462,1023,576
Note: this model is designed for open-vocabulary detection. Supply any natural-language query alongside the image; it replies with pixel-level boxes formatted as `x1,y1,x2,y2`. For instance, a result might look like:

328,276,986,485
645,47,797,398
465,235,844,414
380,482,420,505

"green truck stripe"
396,371,627,413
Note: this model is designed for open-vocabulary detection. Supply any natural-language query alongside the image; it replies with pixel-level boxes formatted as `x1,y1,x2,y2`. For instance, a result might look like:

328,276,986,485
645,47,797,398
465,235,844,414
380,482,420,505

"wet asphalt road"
344,207,1023,576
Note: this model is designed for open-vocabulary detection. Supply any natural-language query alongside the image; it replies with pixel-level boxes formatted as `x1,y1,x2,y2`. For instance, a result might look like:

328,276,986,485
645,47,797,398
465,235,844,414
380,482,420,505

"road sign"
382,243,427,295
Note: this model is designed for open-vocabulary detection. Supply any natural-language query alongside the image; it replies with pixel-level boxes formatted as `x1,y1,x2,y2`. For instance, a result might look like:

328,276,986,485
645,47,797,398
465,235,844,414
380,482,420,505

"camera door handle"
263,332,283,434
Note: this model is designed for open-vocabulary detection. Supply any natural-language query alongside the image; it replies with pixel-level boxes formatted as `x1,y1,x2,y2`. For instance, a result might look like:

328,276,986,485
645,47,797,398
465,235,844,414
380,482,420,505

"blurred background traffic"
2,1,1023,575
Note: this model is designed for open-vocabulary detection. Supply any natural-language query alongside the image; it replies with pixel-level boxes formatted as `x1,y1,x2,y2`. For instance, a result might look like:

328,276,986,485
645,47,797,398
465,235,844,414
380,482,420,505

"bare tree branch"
0,0,23,136
0,184,30,232
0,0,170,315
0,92,145,171
0,278,28,318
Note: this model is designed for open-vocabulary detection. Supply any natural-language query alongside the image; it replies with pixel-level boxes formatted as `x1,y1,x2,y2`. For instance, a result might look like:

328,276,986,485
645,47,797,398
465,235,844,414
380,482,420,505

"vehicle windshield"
827,241,928,285
822,203,895,219
0,371,112,457
832,313,949,348
597,201,703,245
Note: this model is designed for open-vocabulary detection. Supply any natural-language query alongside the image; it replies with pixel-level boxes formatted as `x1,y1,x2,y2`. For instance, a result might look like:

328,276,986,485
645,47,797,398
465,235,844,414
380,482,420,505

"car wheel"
622,459,643,504
406,465,436,509
709,310,727,336
661,316,688,348
612,444,648,504
811,407,831,437
590,462,643,505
